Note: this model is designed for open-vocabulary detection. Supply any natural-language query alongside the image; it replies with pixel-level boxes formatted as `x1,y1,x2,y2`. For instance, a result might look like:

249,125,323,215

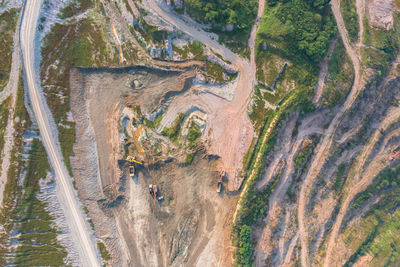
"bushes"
259,0,337,64
238,225,252,267
161,113,187,142
340,0,359,43
179,0,257,32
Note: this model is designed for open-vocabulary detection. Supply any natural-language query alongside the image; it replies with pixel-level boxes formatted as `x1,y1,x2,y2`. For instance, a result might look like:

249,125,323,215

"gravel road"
20,1,100,265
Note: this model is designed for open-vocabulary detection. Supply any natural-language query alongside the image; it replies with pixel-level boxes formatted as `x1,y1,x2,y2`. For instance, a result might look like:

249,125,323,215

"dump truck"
216,169,226,193
129,165,135,177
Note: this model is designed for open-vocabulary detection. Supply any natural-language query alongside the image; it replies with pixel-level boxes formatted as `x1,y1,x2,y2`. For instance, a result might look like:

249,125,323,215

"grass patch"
161,112,187,142
333,164,346,193
0,8,19,92
13,139,67,266
340,0,359,43
343,163,400,265
322,39,354,107
172,0,258,52
98,241,111,263
41,2,116,176
0,96,11,166
232,84,315,265
173,40,207,60
202,61,237,83
143,111,163,130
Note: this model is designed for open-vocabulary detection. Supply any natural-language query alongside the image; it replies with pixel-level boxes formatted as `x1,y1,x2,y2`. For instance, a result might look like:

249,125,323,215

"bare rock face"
368,0,394,30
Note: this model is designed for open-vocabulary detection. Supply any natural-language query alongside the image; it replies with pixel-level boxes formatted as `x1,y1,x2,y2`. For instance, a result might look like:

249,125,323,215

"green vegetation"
187,121,202,146
202,61,237,83
172,0,258,52
294,140,314,171
173,40,206,60
98,241,111,263
0,8,19,92
14,139,67,266
134,17,170,45
143,112,164,130
361,14,400,80
0,97,11,166
340,0,358,43
258,0,336,64
232,174,280,265
161,112,187,142
253,0,336,129
233,83,315,265
0,75,66,266
59,0,94,19
343,163,400,265
333,164,346,193
237,225,252,266
322,39,354,107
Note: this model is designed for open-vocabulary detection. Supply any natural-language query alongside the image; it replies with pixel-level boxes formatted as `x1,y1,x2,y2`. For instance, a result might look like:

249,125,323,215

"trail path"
297,1,364,265
20,1,100,266
323,105,400,266
313,38,337,104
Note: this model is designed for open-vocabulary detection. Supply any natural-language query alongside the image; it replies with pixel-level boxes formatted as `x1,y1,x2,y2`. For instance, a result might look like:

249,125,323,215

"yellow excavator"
126,155,143,165
126,156,143,177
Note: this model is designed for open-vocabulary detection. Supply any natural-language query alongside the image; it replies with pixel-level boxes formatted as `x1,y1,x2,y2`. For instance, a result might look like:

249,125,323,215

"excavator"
389,147,400,161
126,156,143,177
149,184,163,201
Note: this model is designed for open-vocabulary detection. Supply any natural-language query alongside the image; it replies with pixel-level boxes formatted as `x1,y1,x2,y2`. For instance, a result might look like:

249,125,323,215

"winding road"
20,1,100,266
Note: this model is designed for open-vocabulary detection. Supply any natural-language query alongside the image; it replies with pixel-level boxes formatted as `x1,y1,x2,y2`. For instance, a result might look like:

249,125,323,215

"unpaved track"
323,105,400,267
20,1,100,266
297,1,363,266
142,0,262,190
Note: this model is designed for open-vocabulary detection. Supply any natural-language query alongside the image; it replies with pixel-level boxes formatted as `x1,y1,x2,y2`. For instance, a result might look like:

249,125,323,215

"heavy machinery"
216,169,226,193
129,165,135,177
126,155,143,165
126,156,143,177
149,184,162,201
389,147,400,161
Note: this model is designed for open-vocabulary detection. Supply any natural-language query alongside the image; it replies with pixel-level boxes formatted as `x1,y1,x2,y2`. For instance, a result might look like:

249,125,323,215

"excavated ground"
70,66,236,266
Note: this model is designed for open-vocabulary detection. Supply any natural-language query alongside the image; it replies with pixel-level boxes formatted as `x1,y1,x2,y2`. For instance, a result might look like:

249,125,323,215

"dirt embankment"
70,66,237,266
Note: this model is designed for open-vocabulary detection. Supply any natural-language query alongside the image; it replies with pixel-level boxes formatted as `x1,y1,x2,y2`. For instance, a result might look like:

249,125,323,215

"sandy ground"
70,65,238,266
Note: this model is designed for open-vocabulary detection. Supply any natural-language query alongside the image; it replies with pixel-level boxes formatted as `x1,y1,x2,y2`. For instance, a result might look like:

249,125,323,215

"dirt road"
297,1,363,265
20,1,100,266
323,105,400,267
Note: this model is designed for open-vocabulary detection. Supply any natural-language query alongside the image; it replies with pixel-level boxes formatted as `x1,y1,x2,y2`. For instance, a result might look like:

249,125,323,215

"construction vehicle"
149,184,162,201
389,147,400,161
217,178,222,193
129,165,135,177
126,156,143,178
126,155,143,165
216,169,226,193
